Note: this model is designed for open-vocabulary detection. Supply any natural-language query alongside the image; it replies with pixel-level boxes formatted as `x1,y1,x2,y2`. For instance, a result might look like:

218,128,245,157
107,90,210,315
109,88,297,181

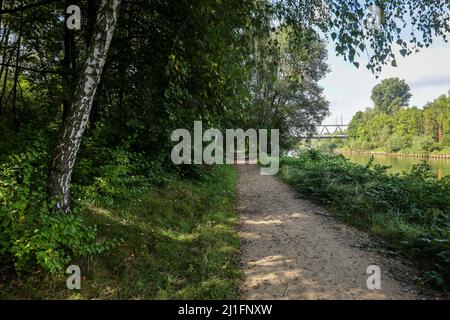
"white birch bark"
49,0,120,212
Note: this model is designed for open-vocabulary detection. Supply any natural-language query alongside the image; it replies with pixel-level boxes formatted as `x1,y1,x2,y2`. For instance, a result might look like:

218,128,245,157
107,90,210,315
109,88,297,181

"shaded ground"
237,164,429,300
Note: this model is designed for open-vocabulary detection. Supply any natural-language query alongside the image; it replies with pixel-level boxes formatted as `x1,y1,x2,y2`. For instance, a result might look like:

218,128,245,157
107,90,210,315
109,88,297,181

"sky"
319,38,450,125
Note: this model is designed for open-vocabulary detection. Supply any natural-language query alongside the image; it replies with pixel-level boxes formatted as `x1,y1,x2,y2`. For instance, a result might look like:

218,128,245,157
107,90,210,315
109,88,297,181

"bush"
74,148,152,205
411,135,434,153
348,138,373,151
0,144,112,273
317,141,338,154
386,132,407,152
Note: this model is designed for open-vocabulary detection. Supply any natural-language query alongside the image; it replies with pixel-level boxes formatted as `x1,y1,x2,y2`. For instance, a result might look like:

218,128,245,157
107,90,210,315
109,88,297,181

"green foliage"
11,211,114,273
371,78,412,115
280,151,450,292
411,136,434,153
323,1,450,73
74,148,152,206
0,143,112,273
316,141,338,153
247,28,330,148
386,132,407,152
422,93,450,142
392,107,422,142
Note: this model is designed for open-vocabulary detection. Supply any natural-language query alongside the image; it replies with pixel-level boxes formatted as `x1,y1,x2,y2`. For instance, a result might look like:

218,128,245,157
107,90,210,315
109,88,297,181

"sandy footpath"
236,164,429,300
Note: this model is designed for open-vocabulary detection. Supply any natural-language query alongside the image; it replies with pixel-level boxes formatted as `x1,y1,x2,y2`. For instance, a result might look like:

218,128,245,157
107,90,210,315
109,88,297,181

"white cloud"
320,38,450,123
381,43,450,87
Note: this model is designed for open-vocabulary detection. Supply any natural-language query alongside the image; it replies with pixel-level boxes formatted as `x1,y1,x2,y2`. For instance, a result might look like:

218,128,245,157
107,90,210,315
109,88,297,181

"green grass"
1,165,240,299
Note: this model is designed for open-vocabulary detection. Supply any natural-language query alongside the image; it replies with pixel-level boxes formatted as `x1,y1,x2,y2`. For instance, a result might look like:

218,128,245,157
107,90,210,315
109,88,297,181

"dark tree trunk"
0,57,11,111
62,0,78,121
86,0,97,44
49,0,120,212
0,27,10,117
11,13,23,130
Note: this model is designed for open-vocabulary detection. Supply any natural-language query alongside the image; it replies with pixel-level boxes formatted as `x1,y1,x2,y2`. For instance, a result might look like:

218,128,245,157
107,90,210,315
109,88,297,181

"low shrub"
0,142,118,273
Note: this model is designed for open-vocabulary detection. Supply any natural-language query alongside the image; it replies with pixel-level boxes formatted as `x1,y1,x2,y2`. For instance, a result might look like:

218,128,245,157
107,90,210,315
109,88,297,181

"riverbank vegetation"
344,78,450,155
280,150,450,293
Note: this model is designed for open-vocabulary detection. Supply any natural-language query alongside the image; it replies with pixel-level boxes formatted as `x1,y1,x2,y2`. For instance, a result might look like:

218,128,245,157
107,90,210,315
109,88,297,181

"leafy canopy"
371,78,412,115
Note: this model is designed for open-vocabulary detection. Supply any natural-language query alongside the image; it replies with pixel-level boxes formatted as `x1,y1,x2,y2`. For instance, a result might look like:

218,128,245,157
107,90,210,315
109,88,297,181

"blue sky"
319,38,450,125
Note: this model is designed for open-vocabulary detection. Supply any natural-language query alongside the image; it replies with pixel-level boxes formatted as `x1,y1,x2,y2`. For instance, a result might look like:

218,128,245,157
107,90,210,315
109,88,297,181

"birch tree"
49,0,120,212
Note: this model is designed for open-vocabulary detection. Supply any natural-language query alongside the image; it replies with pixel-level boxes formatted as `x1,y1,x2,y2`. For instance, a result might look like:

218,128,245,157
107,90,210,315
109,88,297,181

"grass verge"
1,165,240,299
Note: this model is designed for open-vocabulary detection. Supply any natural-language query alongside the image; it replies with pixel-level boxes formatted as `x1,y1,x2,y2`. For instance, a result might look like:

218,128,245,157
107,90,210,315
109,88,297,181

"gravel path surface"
237,164,427,300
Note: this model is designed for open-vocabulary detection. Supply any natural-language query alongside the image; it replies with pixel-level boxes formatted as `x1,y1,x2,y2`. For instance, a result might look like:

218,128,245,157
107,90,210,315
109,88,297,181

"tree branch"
0,0,63,14
0,62,67,75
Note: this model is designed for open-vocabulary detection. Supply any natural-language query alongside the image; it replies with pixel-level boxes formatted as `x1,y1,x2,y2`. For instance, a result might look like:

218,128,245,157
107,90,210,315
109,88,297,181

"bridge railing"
299,124,349,140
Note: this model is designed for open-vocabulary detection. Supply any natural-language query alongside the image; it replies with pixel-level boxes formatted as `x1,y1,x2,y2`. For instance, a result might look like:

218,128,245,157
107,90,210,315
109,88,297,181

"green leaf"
400,48,407,57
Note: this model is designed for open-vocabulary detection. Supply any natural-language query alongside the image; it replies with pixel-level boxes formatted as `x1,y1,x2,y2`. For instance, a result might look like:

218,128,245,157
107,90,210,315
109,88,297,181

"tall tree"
49,0,120,212
371,78,412,115
249,28,330,148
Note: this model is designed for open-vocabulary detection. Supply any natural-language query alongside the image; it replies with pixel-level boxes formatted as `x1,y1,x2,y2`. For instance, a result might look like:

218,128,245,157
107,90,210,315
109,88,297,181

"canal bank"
336,149,450,178
337,149,450,159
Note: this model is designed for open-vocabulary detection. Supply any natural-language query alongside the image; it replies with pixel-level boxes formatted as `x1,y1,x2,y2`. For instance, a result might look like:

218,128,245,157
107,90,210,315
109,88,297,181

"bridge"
300,124,349,140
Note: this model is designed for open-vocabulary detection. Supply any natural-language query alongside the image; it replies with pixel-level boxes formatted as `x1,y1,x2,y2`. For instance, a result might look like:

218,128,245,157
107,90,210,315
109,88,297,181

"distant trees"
371,78,412,115
348,84,450,153
422,93,450,144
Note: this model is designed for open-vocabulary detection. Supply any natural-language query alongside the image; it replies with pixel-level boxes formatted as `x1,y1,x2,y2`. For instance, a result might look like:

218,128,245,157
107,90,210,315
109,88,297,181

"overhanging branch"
0,62,67,75
0,0,64,14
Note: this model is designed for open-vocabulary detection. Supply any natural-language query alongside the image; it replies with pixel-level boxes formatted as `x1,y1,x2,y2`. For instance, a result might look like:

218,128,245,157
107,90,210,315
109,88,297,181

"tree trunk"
86,0,97,44
11,13,23,130
62,0,77,121
49,0,120,212
0,27,11,117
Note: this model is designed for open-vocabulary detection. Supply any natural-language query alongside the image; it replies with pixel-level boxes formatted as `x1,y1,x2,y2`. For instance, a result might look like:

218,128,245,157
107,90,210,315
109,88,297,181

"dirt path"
237,165,426,300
